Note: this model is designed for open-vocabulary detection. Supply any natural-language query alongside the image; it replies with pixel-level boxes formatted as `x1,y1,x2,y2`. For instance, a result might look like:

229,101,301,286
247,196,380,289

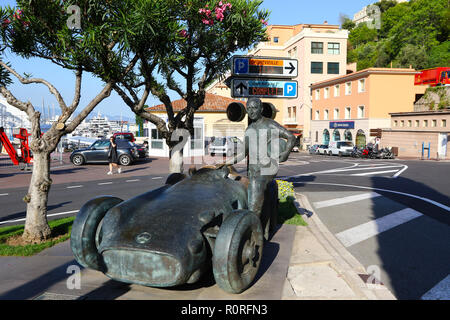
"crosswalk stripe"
313,192,381,209
421,275,450,300
352,169,400,176
335,208,423,247
327,165,403,173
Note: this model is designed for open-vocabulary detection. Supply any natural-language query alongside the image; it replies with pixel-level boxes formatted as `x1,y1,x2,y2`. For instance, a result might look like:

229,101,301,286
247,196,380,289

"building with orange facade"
248,23,349,146
310,68,426,147
207,23,349,147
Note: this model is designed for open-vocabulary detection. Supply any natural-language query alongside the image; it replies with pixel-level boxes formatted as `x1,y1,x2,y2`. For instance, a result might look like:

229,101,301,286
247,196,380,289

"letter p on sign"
285,83,296,97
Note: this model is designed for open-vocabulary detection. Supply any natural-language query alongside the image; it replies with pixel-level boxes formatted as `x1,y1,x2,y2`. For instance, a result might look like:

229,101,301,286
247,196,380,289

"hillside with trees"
342,0,449,71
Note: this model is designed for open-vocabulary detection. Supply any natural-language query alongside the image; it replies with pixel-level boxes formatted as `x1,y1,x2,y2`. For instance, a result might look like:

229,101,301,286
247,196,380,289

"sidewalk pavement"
0,192,396,300
282,193,396,300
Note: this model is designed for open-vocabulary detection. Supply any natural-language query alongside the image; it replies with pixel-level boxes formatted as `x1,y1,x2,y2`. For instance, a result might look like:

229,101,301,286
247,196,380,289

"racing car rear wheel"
70,196,123,271
212,210,263,294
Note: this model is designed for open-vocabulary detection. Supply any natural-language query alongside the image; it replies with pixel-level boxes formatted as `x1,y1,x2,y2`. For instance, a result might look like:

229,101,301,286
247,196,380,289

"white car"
328,141,354,156
209,137,243,156
317,144,329,155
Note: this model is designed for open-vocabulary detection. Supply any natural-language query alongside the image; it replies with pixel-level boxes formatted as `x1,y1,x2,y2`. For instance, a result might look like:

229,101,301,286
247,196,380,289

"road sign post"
230,55,298,100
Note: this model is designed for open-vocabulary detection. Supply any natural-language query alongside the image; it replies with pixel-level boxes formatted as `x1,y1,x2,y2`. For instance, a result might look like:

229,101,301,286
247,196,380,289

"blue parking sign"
284,82,297,97
234,58,249,74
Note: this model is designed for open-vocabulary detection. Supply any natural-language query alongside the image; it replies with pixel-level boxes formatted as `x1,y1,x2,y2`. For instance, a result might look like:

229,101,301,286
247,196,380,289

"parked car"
209,137,243,156
70,165,278,294
131,143,147,159
113,132,135,143
70,139,140,166
317,144,329,155
328,141,355,156
308,144,320,154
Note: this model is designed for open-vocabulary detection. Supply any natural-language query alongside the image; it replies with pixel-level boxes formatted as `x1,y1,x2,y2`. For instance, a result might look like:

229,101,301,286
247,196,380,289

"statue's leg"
248,175,274,217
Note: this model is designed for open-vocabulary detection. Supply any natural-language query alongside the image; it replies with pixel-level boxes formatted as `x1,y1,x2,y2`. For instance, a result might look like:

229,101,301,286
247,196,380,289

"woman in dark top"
107,136,121,174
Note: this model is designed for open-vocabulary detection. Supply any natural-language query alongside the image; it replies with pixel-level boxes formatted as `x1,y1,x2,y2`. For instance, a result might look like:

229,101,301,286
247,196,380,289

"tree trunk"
22,151,52,243
169,145,184,174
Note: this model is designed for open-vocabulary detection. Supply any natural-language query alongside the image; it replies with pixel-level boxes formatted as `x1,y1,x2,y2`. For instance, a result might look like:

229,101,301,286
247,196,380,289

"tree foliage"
346,0,449,71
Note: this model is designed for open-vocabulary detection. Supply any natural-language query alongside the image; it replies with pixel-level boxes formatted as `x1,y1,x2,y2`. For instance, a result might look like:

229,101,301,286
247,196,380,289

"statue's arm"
272,122,296,162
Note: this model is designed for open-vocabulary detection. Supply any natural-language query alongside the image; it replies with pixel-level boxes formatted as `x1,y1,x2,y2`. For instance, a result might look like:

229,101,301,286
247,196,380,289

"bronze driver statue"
226,97,296,217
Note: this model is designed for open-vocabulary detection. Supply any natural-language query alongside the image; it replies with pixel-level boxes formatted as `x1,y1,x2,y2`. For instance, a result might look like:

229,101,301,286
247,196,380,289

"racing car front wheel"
212,210,263,294
70,196,123,271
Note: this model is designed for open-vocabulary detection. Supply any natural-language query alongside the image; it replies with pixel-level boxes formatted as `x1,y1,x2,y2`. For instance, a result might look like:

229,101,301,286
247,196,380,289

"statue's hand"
279,151,289,163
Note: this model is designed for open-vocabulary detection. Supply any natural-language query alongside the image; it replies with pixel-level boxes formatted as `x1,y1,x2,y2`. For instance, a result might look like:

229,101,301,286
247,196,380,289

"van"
209,137,243,156
328,141,354,156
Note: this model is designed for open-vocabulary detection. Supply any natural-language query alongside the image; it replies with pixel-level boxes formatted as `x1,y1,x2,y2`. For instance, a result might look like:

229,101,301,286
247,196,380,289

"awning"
288,129,302,137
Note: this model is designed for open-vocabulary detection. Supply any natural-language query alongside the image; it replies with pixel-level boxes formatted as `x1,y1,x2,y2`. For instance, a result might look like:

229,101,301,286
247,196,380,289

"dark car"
70,165,278,294
131,143,147,159
70,139,140,166
113,132,135,143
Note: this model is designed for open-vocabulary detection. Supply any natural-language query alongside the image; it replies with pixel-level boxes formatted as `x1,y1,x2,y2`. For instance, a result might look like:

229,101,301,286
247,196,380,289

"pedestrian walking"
107,136,121,175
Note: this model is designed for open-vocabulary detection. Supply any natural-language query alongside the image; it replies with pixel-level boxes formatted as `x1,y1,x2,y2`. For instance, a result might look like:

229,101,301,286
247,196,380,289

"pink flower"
1,19,10,28
179,29,189,38
261,19,268,26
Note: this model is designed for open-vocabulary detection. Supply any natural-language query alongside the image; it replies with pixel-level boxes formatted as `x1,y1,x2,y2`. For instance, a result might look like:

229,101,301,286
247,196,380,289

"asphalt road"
0,153,449,300
280,153,450,300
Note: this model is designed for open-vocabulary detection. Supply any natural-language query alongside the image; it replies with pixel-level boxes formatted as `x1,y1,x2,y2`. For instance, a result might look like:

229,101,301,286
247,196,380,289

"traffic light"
226,101,277,122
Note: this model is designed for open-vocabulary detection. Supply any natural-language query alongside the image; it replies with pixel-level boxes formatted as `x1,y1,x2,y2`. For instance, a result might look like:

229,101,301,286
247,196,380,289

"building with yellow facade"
310,68,426,147
208,23,349,147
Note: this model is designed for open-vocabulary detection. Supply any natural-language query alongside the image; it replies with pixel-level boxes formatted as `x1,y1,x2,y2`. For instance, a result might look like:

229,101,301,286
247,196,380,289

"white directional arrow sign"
232,56,298,78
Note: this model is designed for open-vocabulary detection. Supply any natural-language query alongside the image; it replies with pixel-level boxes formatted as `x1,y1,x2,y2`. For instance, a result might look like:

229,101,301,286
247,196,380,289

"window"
442,119,447,127
315,89,320,100
274,37,279,43
432,120,437,127
191,127,203,150
315,110,320,120
315,131,319,142
91,140,110,149
334,85,340,97
393,120,398,127
345,82,352,95
292,106,297,119
311,62,323,74
288,107,292,118
358,106,365,118
328,62,339,74
324,109,329,120
423,120,428,127
334,108,340,120
345,107,351,119
408,120,412,127
328,42,340,55
358,79,366,93
415,120,420,127
324,87,330,99
311,42,323,54
151,128,164,149
400,120,404,127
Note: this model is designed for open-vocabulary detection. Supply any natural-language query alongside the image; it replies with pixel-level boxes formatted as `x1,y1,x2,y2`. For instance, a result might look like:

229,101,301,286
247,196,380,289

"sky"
1,0,377,121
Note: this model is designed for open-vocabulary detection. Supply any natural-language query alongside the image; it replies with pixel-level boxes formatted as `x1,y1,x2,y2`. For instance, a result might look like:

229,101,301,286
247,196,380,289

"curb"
287,192,397,300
